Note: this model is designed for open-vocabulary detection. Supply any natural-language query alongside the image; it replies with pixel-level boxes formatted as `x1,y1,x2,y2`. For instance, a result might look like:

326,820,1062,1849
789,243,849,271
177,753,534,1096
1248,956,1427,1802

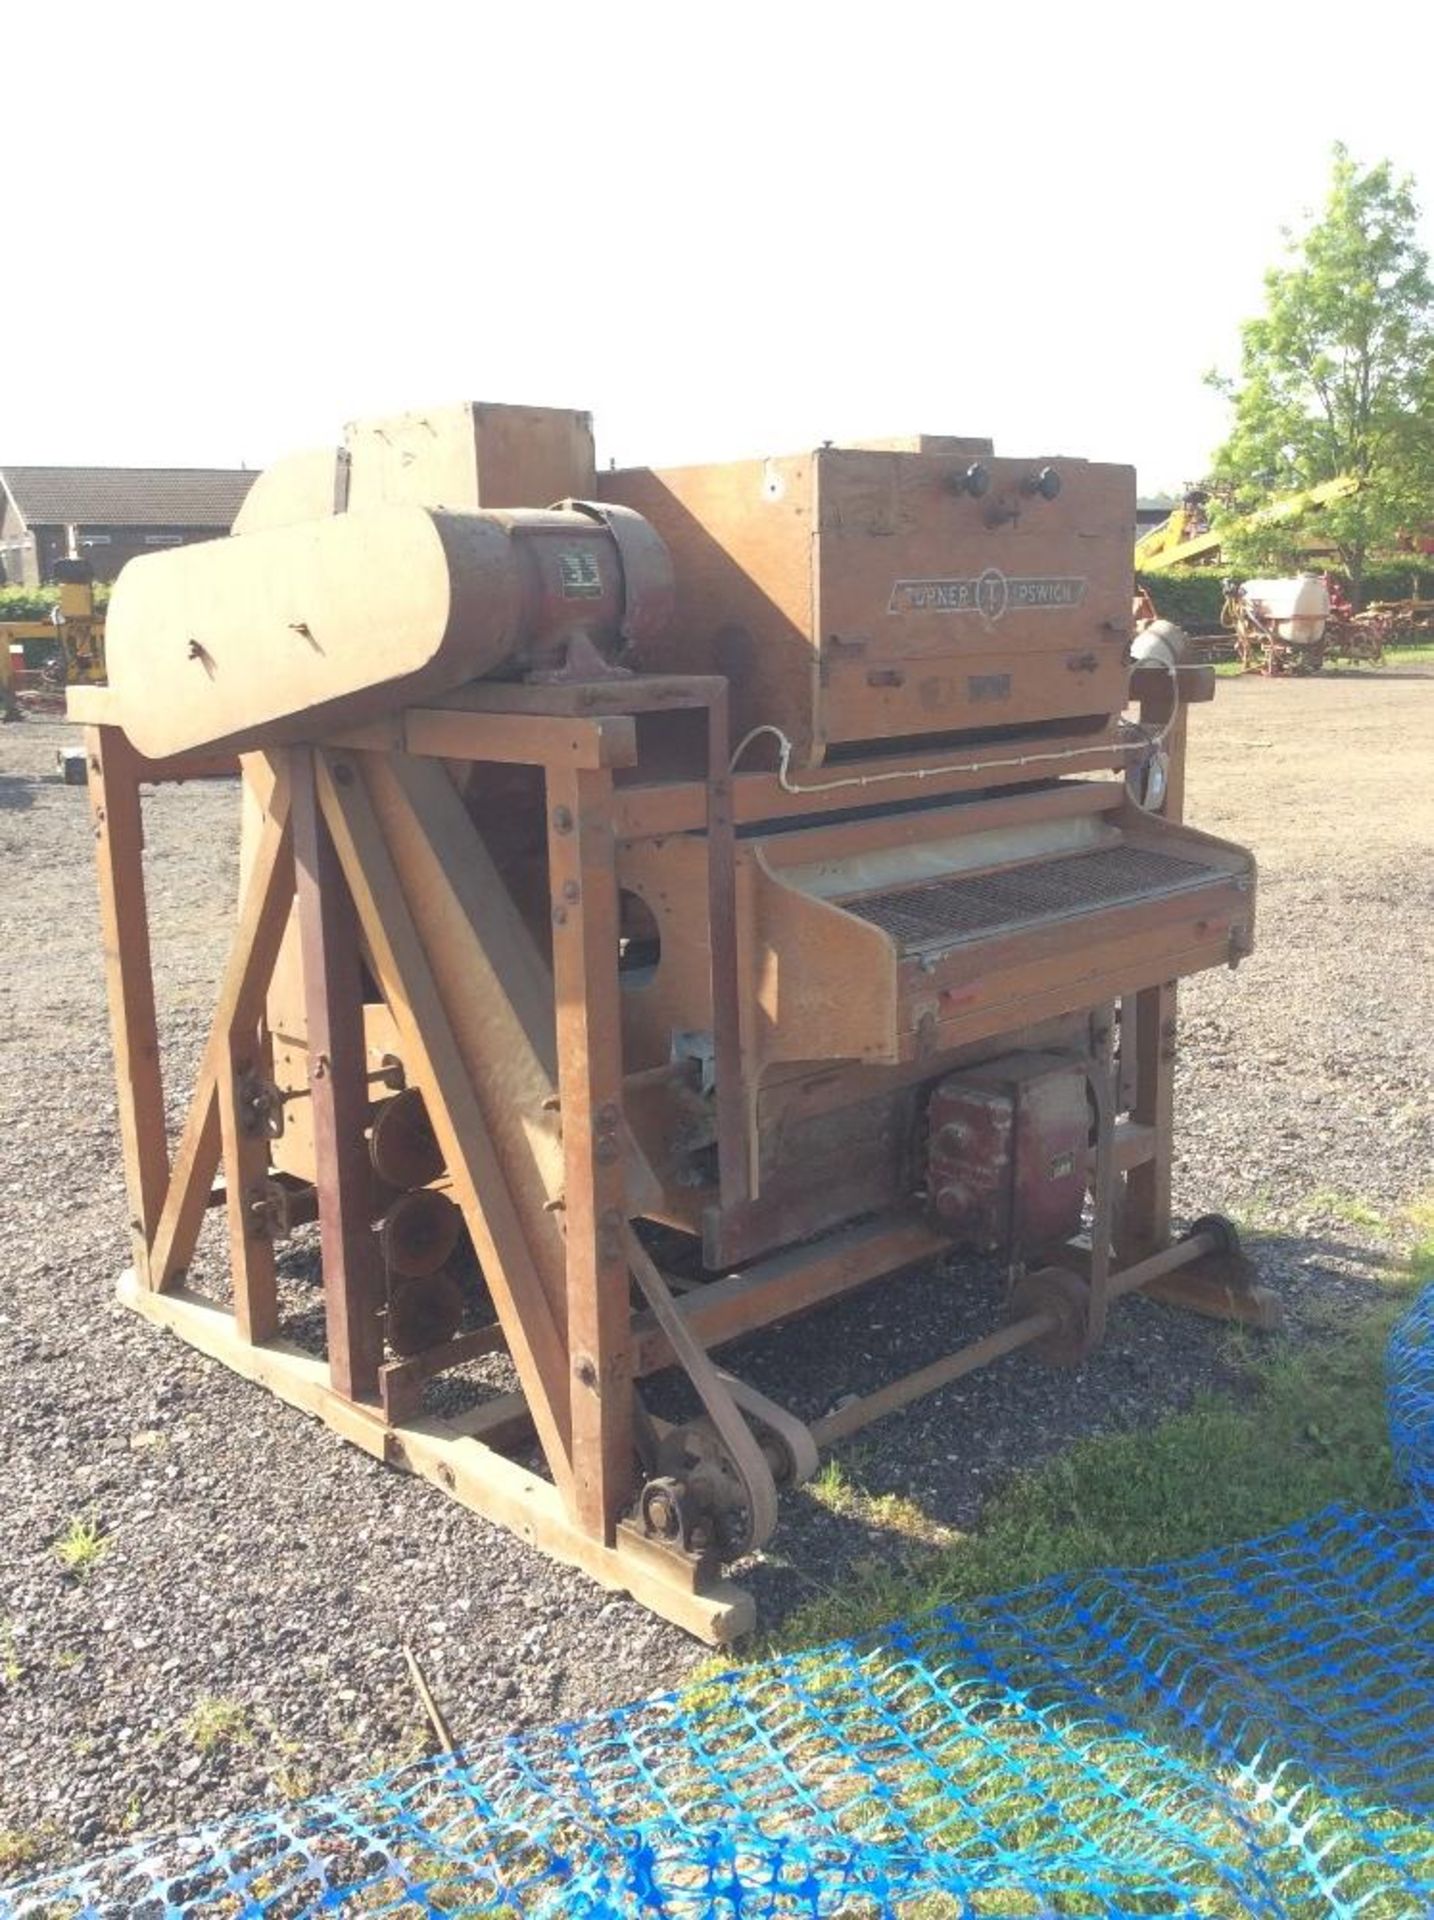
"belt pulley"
626,1230,815,1558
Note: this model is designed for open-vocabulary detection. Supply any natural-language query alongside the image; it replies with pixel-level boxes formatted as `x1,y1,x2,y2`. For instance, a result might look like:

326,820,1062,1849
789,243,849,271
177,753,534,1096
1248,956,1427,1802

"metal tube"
808,1231,1216,1449
810,1311,1058,1447
1107,1229,1215,1300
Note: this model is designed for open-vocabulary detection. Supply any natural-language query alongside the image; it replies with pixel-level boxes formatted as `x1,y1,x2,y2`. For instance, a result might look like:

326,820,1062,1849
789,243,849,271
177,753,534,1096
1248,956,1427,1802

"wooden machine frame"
73,662,1273,1644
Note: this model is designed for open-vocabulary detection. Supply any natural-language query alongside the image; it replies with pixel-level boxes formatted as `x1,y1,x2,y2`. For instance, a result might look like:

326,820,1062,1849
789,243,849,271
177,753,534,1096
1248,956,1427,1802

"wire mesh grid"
841,844,1223,951
5,1284,1432,1919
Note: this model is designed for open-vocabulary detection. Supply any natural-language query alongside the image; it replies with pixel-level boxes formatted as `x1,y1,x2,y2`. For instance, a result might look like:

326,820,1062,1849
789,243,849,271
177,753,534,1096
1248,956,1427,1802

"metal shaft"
809,1232,1216,1449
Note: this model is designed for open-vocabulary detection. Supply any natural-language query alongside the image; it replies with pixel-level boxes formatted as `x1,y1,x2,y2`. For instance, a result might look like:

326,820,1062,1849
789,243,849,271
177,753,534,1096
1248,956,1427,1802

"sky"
6,0,1433,498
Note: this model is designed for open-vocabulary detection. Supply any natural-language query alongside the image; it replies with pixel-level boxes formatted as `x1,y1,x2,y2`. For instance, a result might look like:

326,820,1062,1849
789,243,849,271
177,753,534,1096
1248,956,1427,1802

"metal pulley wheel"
380,1188,463,1278
653,1421,760,1558
1183,1213,1243,1263
1007,1266,1095,1368
386,1267,463,1357
370,1088,445,1189
716,1370,819,1489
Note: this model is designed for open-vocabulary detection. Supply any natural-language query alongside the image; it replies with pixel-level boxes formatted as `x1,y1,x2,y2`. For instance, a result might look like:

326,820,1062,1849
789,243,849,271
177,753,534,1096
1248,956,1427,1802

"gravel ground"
2,669,1431,1872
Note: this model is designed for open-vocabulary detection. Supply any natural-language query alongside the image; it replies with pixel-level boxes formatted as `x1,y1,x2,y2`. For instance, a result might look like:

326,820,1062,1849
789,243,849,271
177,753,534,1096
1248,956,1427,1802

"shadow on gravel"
1325,666,1434,680
0,772,41,810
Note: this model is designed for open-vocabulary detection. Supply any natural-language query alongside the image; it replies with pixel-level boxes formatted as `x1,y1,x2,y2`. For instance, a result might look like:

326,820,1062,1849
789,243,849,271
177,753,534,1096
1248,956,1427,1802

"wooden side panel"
814,452,1133,750
345,401,596,513
598,456,817,759
603,447,1134,767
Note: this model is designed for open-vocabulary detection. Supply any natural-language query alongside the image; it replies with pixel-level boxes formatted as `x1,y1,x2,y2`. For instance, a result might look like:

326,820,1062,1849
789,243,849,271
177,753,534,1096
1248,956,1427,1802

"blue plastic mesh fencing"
7,1285,1433,1920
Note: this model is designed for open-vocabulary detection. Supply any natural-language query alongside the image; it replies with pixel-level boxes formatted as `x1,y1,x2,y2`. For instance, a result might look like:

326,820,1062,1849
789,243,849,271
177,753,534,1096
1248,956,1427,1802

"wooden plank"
116,1270,752,1644
86,727,168,1281
1163,709,1190,823
343,400,595,515
359,753,660,1226
406,709,636,767
633,1214,955,1375
216,1029,280,1345
315,752,577,1496
148,775,296,1290
704,685,748,1207
130,749,240,785
330,708,638,769
755,779,1125,873
1140,1264,1281,1329
547,764,636,1542
446,675,726,717
379,1324,508,1423
919,937,1225,1070
612,735,1128,840
292,749,384,1399
1113,1120,1156,1171
1130,662,1216,712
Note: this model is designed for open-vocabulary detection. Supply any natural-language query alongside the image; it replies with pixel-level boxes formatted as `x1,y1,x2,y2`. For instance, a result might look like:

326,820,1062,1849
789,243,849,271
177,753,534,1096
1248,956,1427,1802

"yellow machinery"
0,559,107,713
72,401,1269,1641
1135,476,1359,572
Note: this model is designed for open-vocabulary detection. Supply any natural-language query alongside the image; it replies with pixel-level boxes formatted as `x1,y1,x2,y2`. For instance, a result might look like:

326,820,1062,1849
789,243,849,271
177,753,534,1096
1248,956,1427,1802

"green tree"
1208,146,1434,602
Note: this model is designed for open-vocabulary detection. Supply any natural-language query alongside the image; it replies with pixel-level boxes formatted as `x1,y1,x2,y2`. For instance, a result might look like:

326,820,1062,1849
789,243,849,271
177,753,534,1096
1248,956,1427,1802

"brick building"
0,465,257,586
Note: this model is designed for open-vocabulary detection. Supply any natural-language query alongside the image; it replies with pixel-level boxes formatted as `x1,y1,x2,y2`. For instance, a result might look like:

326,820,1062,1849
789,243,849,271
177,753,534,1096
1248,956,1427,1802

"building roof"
0,465,256,530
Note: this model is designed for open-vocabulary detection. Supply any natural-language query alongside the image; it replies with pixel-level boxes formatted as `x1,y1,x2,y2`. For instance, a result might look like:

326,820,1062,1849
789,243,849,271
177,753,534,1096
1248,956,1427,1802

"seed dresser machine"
73,403,1271,1641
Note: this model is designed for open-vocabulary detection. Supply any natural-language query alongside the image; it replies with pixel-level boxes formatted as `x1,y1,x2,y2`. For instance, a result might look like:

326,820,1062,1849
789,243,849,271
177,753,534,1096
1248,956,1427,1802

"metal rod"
1108,1229,1215,1300
809,1231,1216,1449
810,1312,1057,1447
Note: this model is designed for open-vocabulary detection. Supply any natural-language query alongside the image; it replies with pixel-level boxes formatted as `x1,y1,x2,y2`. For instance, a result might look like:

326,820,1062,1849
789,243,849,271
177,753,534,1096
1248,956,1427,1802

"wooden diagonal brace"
86,726,168,1281
148,769,295,1293
315,750,576,1498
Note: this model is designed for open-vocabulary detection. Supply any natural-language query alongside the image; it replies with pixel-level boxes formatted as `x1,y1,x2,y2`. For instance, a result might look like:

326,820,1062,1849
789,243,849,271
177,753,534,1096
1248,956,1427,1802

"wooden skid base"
1139,1261,1282,1330
116,1272,754,1645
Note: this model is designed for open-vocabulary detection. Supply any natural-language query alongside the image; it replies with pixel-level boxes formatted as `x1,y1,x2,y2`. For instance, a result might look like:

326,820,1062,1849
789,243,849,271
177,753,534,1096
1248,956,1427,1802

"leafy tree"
1207,146,1434,602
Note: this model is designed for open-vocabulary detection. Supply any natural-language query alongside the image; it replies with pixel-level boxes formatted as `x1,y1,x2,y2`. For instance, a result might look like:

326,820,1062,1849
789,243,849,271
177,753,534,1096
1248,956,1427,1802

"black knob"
1022,465,1061,500
952,461,991,499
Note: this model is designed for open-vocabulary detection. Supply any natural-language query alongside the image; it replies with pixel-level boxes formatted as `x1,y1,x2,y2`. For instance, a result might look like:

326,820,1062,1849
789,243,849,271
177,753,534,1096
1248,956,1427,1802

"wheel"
1008,1266,1095,1368
386,1268,463,1357
1183,1213,1243,1262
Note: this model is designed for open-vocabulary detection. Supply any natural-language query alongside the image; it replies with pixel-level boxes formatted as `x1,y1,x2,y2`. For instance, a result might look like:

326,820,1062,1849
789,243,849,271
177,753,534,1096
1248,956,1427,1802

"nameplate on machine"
888,567,1087,626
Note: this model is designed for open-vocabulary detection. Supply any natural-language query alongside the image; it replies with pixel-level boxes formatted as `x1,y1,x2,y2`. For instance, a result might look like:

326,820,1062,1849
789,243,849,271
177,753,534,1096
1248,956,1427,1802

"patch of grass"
0,1830,44,1877
184,1696,254,1754
1212,641,1434,676
808,1457,963,1556
1404,1196,1434,1264
1227,1186,1285,1237
806,1456,961,1552
1304,1189,1385,1229
768,1266,1423,1653
53,1516,107,1577
1409,1226,1434,1290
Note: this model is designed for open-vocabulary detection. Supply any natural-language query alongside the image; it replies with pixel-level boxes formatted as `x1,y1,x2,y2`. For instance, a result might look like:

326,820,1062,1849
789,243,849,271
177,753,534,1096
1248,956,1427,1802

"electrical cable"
728,662,1181,793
